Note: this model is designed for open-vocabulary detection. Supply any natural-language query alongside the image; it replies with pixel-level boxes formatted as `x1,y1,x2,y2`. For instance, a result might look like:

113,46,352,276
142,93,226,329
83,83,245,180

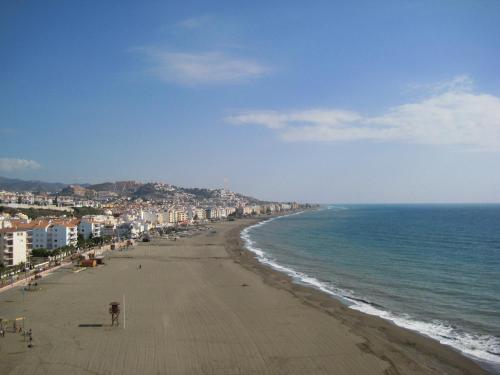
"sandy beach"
0,218,487,374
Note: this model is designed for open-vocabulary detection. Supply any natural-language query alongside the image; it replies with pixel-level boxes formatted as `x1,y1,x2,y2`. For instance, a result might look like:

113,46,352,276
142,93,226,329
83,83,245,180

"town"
0,179,311,282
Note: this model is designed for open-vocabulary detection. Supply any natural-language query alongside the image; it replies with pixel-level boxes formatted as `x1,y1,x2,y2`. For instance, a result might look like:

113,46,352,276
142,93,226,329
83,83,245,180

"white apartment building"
205,207,217,219
187,207,207,222
117,223,136,238
140,210,157,223
47,223,78,250
78,220,102,239
33,195,54,206
196,208,206,220
0,191,18,204
0,228,31,267
176,210,187,223
121,213,137,222
130,222,144,238
242,206,253,215
217,207,227,219
160,211,170,224
102,224,117,237
225,207,237,216
19,193,35,205
0,216,12,229
167,210,177,224
28,219,80,250
56,196,75,206
140,210,165,225
31,221,50,249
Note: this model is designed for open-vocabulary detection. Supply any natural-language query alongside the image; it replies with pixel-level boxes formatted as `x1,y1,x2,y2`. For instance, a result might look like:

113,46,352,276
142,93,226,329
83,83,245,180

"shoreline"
228,215,490,374
0,215,489,374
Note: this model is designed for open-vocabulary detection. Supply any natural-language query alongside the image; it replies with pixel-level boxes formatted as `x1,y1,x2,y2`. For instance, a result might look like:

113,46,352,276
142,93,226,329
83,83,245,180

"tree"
77,233,85,247
0,263,6,279
12,261,26,274
73,207,104,218
32,248,50,258
102,236,112,244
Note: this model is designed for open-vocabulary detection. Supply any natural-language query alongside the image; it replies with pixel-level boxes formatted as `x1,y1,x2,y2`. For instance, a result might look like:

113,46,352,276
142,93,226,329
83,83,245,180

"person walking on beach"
27,328,33,348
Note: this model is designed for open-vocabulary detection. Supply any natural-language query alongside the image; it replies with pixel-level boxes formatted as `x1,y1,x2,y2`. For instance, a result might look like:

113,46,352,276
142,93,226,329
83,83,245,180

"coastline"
228,214,489,374
0,216,488,374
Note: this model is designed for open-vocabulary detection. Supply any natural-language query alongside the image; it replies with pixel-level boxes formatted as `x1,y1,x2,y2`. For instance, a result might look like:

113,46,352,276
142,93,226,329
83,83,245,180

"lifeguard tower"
109,302,120,327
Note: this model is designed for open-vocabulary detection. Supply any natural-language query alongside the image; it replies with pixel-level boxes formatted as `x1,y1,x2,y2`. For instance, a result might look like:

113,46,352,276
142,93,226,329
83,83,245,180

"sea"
241,205,500,373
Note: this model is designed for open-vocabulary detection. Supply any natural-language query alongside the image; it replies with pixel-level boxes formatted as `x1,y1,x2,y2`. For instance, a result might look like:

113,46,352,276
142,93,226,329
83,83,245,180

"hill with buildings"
0,176,264,204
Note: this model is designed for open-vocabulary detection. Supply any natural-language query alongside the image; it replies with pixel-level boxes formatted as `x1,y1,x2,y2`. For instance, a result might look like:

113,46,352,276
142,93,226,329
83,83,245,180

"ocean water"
242,205,500,372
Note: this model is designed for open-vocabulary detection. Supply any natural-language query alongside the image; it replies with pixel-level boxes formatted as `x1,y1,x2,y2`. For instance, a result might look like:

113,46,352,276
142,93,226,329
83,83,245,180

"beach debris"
24,282,40,292
78,323,103,327
80,259,97,267
109,302,120,327
240,283,249,287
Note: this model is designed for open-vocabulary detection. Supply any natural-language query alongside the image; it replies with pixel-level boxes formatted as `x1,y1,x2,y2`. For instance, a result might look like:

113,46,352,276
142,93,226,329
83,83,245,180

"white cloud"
0,158,41,172
408,74,474,95
227,76,500,151
229,109,362,130
138,48,269,85
176,15,213,29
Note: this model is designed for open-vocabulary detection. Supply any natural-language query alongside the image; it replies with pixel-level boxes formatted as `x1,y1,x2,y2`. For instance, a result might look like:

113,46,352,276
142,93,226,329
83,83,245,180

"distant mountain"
0,176,265,203
0,176,67,193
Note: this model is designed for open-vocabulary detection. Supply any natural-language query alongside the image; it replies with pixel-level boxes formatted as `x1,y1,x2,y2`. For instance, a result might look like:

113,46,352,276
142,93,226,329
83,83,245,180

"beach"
0,218,486,374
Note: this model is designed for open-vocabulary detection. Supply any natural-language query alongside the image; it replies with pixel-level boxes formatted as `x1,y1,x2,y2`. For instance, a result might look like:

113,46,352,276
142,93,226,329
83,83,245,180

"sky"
1,0,500,203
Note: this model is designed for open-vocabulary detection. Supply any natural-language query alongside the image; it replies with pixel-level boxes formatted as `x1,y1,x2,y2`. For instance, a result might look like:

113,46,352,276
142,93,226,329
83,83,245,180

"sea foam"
241,212,500,368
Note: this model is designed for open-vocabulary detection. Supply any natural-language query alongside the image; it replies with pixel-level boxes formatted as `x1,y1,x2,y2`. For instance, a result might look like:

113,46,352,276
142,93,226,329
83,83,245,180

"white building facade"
47,223,78,250
78,220,102,239
32,223,49,249
0,228,31,267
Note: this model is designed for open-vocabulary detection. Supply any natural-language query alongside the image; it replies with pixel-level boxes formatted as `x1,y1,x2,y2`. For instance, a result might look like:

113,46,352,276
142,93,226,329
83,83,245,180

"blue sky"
1,0,500,203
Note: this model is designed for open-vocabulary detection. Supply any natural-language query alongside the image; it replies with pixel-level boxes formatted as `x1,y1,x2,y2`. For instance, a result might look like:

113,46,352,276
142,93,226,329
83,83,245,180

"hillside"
88,181,143,194
0,176,67,193
0,176,265,203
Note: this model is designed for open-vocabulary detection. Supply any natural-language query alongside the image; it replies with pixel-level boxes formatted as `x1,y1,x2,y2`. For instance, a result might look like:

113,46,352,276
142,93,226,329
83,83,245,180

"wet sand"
0,218,487,374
